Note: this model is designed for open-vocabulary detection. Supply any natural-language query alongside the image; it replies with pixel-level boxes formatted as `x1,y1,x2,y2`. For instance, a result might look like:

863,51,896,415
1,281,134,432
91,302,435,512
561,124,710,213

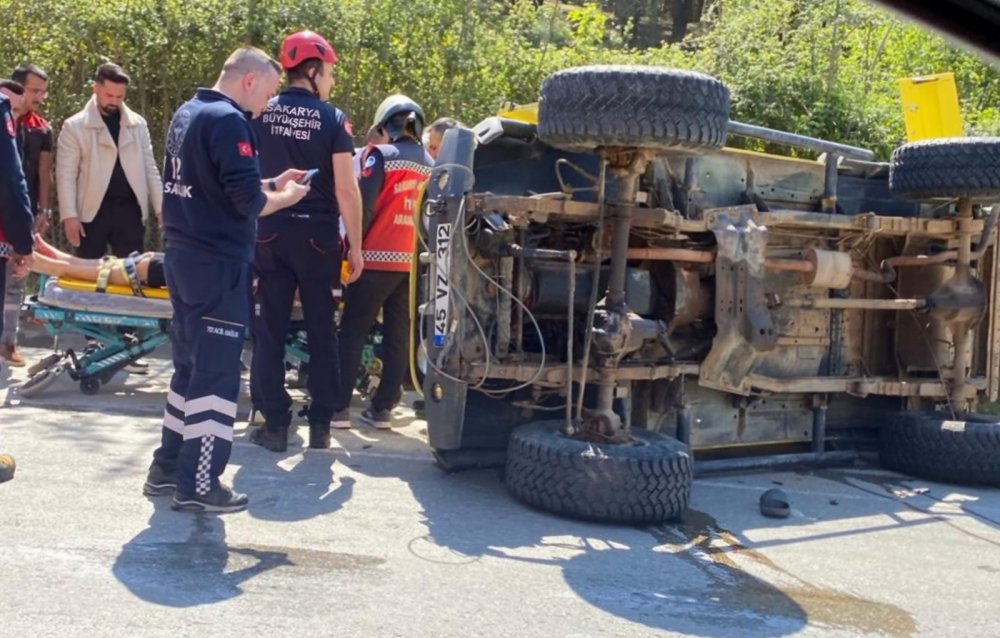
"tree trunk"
670,0,693,42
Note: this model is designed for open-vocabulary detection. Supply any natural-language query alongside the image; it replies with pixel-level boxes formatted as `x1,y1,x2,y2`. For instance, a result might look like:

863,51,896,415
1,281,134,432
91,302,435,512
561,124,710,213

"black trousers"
252,219,341,426
335,269,409,413
76,200,144,259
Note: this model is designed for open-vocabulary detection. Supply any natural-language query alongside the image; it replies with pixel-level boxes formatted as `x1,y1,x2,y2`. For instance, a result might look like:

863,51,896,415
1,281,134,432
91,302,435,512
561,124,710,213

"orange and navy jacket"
358,137,432,272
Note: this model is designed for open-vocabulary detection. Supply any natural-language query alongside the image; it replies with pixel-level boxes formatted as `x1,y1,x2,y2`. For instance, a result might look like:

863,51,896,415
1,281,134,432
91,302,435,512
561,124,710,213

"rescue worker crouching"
248,30,364,452
331,95,432,429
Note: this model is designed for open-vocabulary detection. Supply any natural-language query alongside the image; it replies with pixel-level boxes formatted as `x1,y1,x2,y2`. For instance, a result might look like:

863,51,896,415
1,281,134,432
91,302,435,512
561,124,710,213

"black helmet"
373,94,425,141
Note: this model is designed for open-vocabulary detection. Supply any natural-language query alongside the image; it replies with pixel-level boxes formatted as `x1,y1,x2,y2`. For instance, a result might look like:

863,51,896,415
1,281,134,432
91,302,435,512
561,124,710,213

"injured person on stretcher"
31,234,165,292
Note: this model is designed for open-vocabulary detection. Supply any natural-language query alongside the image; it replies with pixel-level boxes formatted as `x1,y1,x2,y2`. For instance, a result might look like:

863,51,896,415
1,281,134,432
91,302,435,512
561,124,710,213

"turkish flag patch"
237,141,253,158
4,114,14,138
344,119,354,137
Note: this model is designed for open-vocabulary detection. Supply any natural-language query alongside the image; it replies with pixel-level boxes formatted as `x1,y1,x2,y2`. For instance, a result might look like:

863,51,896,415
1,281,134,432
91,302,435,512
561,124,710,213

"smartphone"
298,168,320,184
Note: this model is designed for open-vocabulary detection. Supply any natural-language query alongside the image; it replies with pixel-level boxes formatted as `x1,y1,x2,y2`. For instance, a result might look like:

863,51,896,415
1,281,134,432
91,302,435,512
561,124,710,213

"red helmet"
280,31,338,70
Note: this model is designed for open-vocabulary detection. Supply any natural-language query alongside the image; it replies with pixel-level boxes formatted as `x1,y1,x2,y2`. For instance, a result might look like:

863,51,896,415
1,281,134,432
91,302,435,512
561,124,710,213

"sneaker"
142,462,177,496
125,358,150,375
330,408,352,430
286,371,309,390
170,484,249,513
359,408,392,430
0,343,26,368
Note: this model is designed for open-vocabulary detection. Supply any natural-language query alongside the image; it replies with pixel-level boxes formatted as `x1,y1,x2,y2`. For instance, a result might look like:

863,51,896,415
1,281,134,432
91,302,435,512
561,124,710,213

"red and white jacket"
357,137,432,272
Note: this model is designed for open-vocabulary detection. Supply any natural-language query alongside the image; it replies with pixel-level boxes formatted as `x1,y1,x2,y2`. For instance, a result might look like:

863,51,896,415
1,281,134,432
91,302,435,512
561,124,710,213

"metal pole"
575,160,607,423
812,401,828,455
564,250,577,435
676,403,691,445
950,197,974,417
727,120,876,161
694,451,864,476
823,153,840,214
604,208,633,309
784,298,927,310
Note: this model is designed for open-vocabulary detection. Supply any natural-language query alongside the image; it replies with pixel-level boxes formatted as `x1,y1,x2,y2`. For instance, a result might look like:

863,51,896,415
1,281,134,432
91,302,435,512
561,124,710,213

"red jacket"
358,138,432,272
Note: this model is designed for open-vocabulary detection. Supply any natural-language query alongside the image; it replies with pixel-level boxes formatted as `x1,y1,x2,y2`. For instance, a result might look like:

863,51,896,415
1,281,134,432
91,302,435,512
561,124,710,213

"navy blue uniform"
152,89,266,498
0,94,34,343
249,87,354,430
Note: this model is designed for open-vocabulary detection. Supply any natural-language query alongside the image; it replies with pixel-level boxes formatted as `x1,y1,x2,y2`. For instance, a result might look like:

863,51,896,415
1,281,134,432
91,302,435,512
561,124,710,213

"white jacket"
56,95,162,223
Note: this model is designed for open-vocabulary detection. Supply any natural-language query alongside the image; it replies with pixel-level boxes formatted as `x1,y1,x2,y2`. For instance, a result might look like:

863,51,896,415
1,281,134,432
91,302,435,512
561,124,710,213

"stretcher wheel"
27,353,63,377
80,377,101,395
18,368,61,398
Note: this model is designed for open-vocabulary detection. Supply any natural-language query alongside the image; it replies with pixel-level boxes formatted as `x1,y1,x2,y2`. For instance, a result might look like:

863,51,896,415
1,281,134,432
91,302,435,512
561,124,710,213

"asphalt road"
3,343,1000,637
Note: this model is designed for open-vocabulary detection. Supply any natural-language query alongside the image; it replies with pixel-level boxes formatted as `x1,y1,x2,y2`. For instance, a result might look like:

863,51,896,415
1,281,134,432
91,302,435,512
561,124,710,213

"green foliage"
1,0,998,177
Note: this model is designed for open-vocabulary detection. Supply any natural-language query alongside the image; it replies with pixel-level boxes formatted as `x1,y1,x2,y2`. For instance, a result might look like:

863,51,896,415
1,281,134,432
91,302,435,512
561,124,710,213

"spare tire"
537,65,730,153
889,138,1000,200
880,411,1000,486
505,420,692,524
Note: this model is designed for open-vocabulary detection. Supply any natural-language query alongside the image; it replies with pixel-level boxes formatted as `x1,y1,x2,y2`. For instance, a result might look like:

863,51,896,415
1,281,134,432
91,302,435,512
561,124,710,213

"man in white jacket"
56,63,162,258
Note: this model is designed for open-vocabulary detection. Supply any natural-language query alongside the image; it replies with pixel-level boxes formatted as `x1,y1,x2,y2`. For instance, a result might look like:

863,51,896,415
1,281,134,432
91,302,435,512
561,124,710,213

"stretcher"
283,320,384,399
18,275,173,397
19,274,385,400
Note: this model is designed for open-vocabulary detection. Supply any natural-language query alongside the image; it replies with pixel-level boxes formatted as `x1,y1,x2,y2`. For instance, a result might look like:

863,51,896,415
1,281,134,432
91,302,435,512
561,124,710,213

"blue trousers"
251,218,341,426
152,248,249,497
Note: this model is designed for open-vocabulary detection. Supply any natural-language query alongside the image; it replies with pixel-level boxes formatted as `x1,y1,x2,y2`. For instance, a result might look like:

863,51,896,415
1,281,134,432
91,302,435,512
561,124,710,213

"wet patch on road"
643,509,917,637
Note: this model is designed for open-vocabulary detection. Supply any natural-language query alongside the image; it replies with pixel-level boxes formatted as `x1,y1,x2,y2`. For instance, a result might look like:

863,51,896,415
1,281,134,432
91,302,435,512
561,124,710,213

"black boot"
308,423,330,449
250,411,291,452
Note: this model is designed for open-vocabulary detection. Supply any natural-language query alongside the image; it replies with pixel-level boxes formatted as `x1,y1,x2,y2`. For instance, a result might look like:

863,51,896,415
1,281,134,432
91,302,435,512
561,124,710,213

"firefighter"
248,30,364,452
143,47,310,513
331,95,432,429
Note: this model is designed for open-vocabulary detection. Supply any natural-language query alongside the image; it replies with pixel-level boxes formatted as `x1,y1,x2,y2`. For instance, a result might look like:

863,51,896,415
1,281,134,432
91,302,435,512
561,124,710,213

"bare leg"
33,234,71,260
31,252,155,287
30,253,78,278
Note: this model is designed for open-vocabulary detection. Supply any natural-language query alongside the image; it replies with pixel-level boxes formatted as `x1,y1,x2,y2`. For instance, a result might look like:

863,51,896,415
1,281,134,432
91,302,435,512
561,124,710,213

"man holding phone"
248,30,364,452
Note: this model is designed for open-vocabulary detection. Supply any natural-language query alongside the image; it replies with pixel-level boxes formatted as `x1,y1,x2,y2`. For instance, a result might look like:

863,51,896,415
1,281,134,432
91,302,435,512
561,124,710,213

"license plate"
434,222,452,347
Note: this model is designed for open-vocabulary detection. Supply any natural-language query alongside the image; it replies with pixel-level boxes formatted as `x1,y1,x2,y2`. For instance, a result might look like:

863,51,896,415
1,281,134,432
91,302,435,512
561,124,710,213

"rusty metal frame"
471,195,984,238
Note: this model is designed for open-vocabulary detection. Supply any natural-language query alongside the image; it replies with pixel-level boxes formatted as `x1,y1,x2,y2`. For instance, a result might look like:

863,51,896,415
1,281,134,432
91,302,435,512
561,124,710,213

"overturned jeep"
417,65,1000,524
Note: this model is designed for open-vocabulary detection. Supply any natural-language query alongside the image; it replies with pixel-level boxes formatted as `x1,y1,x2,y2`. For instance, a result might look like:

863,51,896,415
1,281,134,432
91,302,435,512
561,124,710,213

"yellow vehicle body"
898,72,964,141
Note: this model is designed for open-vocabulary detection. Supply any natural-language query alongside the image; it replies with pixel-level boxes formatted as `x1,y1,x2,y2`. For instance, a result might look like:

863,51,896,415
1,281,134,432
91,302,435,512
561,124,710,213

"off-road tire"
505,420,692,524
880,411,1000,486
889,138,1000,200
537,65,730,153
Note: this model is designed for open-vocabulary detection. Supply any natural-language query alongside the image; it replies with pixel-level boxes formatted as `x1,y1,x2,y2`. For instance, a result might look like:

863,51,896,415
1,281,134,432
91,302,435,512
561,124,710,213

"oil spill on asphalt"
112,514,387,607
118,540,386,573
648,509,917,637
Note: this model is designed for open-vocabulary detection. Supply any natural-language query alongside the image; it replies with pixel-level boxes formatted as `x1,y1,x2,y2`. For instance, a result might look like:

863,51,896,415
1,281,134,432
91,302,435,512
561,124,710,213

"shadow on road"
342,446,833,637
112,503,292,607
231,436,355,523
